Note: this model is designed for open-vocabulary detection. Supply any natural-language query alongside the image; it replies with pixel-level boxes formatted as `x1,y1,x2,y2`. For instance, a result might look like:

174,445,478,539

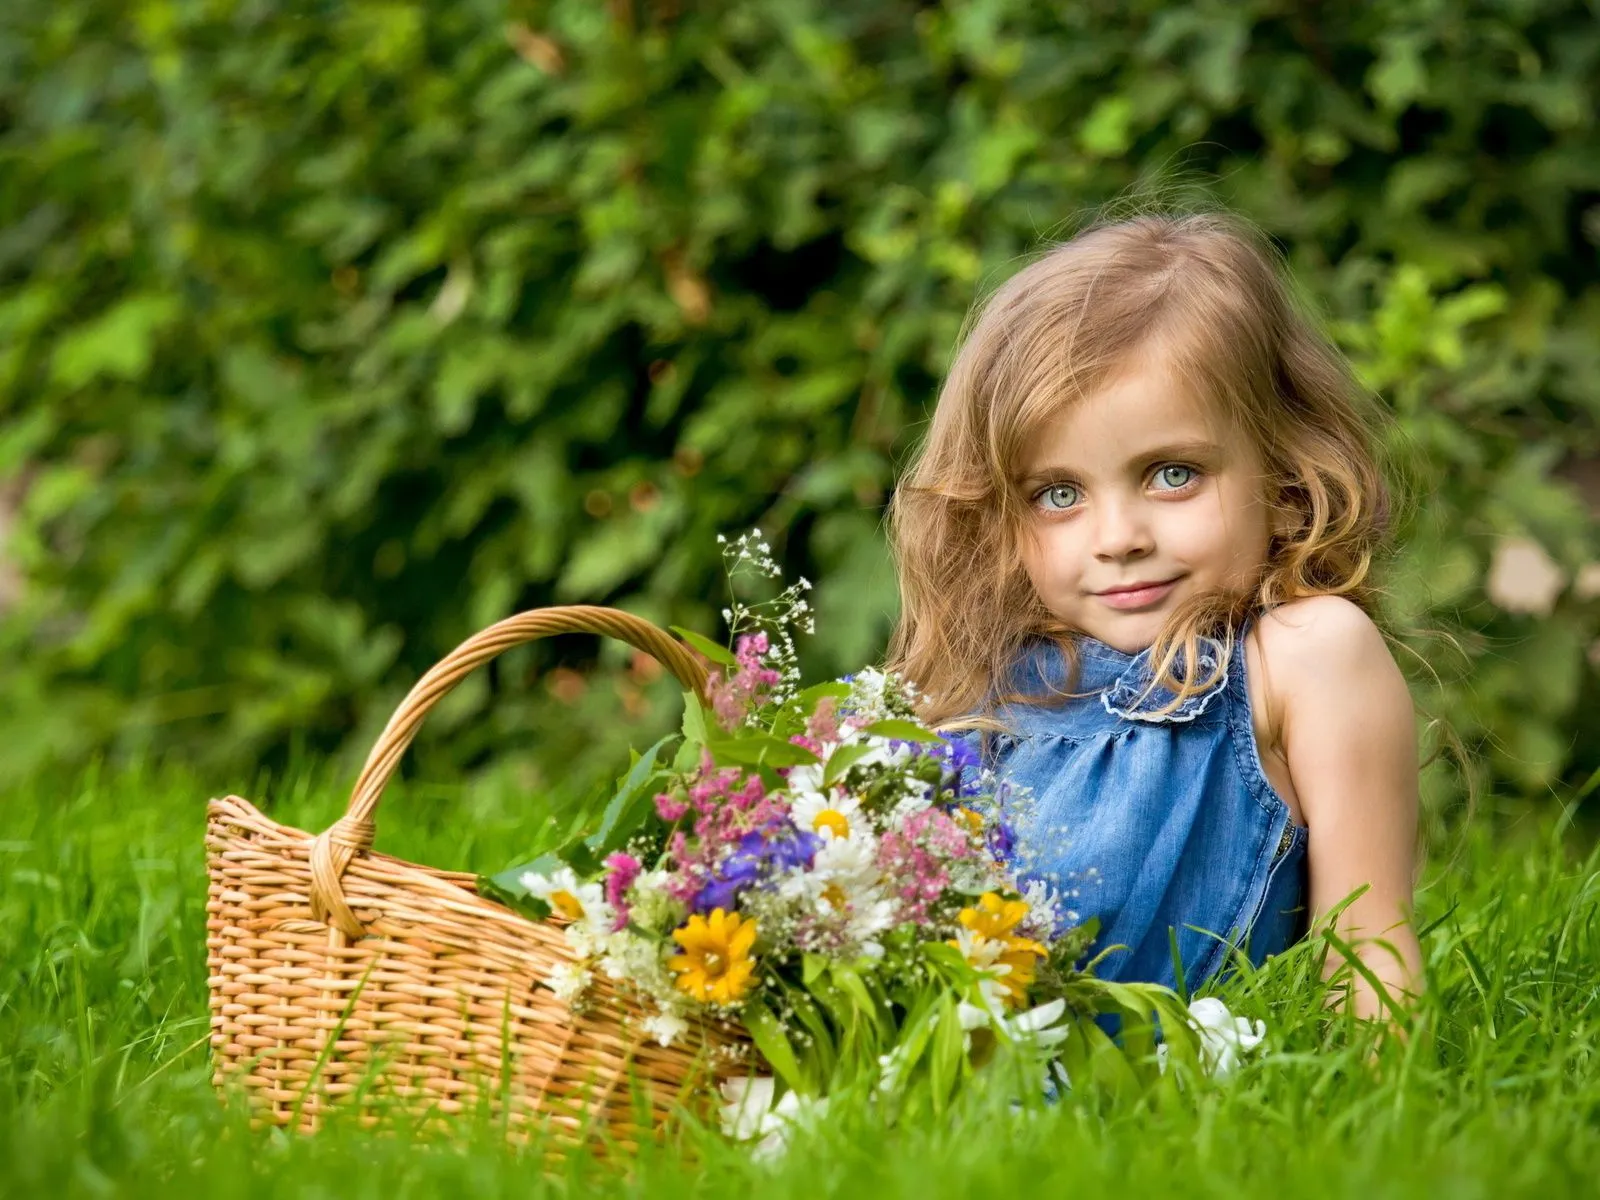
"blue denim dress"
973,628,1308,995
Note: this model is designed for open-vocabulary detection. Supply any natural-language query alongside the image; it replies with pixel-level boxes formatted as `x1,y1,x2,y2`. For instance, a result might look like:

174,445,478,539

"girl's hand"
1256,595,1427,1021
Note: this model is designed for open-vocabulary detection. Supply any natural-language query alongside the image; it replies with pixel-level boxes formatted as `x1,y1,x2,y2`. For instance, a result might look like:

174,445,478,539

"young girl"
887,212,1424,1023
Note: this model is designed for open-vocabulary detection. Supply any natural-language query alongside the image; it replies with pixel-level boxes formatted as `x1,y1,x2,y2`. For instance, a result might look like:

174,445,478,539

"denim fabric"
974,627,1308,995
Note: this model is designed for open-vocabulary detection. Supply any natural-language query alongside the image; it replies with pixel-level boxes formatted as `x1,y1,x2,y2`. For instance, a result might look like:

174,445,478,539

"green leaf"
705,736,820,768
1078,1012,1142,1099
780,984,837,1083
792,681,851,712
1078,95,1133,157
741,998,809,1094
50,293,182,388
882,1004,939,1093
928,993,965,1113
828,962,881,1027
822,741,876,787
555,840,602,877
1368,33,1427,112
860,719,943,744
768,706,797,743
585,734,673,855
672,737,702,772
681,691,710,746
670,625,739,667
802,952,829,988
920,942,972,972
1168,926,1190,1004
477,866,554,920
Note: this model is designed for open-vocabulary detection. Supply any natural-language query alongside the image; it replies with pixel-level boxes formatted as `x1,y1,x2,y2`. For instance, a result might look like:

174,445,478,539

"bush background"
4,0,1600,823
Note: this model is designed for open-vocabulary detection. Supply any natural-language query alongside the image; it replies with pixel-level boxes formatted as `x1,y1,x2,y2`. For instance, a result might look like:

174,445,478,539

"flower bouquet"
485,535,1254,1149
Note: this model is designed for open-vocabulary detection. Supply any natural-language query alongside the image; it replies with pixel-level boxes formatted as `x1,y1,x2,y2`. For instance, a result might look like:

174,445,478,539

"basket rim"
303,605,710,939
207,793,555,947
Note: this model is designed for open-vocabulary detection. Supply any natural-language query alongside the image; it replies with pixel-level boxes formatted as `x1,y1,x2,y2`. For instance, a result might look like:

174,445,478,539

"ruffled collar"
1012,634,1231,724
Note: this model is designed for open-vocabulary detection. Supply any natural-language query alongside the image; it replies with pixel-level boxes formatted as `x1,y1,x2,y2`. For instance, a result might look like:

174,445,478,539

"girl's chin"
1075,616,1162,654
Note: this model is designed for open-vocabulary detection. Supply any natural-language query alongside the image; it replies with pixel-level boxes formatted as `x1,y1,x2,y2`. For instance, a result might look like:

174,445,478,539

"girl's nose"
1092,498,1155,561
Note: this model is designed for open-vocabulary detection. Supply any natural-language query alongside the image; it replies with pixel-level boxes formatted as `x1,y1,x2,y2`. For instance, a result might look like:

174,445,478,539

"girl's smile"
1015,357,1275,653
1094,576,1184,611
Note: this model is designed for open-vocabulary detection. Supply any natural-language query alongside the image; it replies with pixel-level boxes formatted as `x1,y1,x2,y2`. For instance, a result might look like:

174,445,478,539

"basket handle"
308,605,711,938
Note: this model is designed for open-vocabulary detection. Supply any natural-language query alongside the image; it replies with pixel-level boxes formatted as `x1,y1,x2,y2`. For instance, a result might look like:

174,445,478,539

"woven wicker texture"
206,606,754,1146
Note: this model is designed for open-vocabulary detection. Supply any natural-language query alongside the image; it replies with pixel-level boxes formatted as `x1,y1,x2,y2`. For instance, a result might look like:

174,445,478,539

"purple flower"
987,820,1017,864
692,826,821,913
938,733,980,773
767,828,823,871
928,732,983,797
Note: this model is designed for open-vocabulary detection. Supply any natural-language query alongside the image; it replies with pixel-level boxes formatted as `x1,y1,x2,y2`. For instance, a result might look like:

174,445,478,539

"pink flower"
704,633,783,730
655,791,689,822
603,852,641,930
875,808,971,925
904,807,973,861
806,697,840,745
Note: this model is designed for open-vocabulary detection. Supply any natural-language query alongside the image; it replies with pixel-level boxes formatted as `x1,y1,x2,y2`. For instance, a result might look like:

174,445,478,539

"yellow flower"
958,892,1029,941
811,809,851,839
548,890,585,921
669,909,759,1006
951,893,1048,1008
992,935,1049,1007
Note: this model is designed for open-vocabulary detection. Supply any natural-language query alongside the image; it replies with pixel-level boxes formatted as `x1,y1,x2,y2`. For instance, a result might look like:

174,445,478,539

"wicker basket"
205,606,754,1147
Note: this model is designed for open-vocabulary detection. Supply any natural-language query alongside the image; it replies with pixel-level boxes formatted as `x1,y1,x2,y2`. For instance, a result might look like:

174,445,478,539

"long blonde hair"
886,212,1391,727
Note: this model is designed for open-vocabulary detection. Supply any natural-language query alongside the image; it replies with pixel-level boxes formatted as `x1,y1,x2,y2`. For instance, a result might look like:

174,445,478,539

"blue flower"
693,827,821,913
928,732,984,797
987,819,1017,864
694,877,740,913
938,733,980,773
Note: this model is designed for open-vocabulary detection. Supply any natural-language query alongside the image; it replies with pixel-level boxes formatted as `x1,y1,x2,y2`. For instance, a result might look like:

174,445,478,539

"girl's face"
1015,360,1274,654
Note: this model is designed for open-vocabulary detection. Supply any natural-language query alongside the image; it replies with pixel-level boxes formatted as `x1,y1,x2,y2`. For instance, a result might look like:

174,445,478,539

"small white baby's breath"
642,1009,690,1048
545,961,592,1004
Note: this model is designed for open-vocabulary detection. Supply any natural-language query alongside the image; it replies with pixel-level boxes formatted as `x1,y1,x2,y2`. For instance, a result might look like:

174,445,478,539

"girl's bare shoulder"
1254,594,1393,672
1252,595,1407,723
1250,595,1416,826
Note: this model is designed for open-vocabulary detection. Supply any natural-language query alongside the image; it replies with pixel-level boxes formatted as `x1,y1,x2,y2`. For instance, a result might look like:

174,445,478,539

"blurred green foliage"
2,0,1599,811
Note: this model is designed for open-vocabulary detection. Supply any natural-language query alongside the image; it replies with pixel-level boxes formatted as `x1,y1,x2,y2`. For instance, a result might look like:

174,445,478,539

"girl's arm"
1259,595,1426,1023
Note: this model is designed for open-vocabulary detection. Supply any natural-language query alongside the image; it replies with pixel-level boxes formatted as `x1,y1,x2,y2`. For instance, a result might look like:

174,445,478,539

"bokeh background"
4,1,1600,831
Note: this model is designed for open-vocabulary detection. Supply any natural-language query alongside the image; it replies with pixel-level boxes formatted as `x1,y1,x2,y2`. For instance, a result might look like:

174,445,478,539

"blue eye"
1037,483,1080,511
1152,465,1196,491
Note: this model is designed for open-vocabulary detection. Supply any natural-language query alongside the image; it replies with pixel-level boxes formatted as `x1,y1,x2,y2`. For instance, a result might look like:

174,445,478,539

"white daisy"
785,761,826,795
789,788,865,841
520,865,615,956
778,831,896,958
810,829,880,888
839,891,898,959
949,925,1005,971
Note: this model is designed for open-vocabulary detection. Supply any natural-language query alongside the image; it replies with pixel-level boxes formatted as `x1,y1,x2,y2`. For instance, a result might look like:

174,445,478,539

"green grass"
1,758,1597,1197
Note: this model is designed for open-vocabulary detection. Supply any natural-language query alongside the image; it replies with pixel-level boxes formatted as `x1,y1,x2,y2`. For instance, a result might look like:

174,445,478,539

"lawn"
1,758,1596,1197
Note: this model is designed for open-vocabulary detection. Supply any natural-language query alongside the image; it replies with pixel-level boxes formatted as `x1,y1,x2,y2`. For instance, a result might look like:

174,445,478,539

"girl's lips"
1095,578,1180,611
